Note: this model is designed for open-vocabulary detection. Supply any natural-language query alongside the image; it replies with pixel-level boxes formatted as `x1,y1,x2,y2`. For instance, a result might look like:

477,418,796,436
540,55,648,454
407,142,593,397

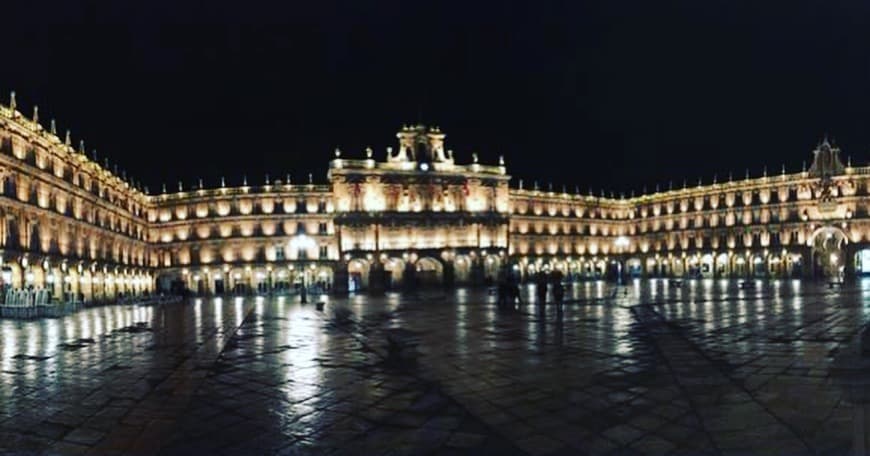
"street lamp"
291,233,316,303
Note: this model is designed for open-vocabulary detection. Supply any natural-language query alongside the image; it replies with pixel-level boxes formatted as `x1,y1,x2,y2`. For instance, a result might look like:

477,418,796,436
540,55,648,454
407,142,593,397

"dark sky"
4,0,870,195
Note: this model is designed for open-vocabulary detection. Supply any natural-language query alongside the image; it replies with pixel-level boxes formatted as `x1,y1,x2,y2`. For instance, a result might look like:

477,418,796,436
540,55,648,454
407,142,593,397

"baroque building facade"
1,93,868,300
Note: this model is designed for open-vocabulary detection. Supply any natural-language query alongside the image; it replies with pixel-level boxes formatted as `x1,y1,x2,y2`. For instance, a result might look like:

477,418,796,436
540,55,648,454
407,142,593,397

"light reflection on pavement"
0,279,867,454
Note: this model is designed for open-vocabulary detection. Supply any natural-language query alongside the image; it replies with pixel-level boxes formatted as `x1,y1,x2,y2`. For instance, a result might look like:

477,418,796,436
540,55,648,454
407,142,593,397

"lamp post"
293,233,316,303
300,267,308,303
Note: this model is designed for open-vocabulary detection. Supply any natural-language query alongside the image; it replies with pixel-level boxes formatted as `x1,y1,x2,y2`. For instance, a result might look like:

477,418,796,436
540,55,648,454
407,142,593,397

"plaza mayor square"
3,1,870,455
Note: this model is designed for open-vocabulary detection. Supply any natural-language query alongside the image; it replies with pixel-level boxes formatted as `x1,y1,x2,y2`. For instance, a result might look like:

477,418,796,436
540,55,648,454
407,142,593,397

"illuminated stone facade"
0,95,152,302
2,92,869,298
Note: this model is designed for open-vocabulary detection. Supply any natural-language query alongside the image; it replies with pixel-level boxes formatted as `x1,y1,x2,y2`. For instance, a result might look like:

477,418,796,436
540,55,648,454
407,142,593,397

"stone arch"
312,266,334,292
482,254,501,281
384,257,405,289
347,258,370,291
453,255,472,283
700,254,714,278
715,253,729,276
414,256,444,287
809,225,849,279
626,257,643,277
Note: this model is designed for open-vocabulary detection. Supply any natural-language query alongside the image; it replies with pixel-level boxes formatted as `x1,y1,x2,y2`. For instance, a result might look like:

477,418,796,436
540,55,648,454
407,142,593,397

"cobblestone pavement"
0,279,868,455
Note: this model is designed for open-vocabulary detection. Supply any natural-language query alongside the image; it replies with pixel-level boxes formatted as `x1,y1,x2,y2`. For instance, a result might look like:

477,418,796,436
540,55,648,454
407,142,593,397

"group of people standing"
496,269,567,310
534,269,565,304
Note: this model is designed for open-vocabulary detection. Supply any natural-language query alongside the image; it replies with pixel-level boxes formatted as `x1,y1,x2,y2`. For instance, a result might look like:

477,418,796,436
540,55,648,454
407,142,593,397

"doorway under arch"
810,226,848,279
415,257,444,287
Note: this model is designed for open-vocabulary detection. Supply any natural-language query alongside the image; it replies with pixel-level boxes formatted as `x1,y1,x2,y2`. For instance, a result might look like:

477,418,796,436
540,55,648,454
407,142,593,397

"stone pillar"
333,262,349,295
443,260,455,288
470,258,485,286
368,261,386,295
403,261,417,290
800,245,814,280
845,243,858,283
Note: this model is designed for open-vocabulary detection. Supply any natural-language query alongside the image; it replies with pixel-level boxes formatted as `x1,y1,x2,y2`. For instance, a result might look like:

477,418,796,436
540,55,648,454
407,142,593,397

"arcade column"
845,243,858,283
333,262,349,295
470,257,485,286
799,245,814,280
368,260,386,295
403,261,417,290
443,260,455,288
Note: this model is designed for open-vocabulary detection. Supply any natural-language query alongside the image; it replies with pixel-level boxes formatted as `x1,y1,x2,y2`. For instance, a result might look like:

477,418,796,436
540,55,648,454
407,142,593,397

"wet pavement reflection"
1,279,869,454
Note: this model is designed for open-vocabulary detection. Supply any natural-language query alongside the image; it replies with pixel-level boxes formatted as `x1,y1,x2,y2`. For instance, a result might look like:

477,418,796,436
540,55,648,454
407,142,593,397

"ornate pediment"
808,139,845,178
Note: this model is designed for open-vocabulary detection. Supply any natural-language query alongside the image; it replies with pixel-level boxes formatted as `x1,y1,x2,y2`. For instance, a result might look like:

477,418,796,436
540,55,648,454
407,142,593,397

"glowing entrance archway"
809,226,849,279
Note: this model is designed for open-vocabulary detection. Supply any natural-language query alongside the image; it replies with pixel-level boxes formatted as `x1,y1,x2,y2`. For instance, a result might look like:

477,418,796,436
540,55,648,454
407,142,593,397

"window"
298,248,308,260
318,201,326,213
318,222,327,235
275,246,285,261
319,245,329,259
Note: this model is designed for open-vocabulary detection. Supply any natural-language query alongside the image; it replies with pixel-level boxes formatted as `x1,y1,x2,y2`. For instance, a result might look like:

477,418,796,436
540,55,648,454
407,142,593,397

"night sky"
3,1,870,196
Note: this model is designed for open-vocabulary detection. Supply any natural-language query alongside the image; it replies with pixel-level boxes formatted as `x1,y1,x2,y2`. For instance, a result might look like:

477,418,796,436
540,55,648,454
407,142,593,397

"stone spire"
221,176,226,188
64,130,71,146
178,181,183,192
334,147,341,158
79,140,85,155
265,173,270,185
285,174,291,184
499,155,505,166
32,105,38,125
518,179,523,190
242,175,248,186
50,119,57,135
308,173,313,185
162,183,167,193
199,178,204,189
9,91,16,112
91,149,97,161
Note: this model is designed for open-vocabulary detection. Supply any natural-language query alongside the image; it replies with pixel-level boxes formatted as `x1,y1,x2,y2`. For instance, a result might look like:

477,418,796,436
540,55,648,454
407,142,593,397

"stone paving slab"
0,281,866,454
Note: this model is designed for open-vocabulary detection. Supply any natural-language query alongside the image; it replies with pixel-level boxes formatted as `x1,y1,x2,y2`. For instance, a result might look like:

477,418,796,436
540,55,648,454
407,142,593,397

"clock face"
419,163,430,171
